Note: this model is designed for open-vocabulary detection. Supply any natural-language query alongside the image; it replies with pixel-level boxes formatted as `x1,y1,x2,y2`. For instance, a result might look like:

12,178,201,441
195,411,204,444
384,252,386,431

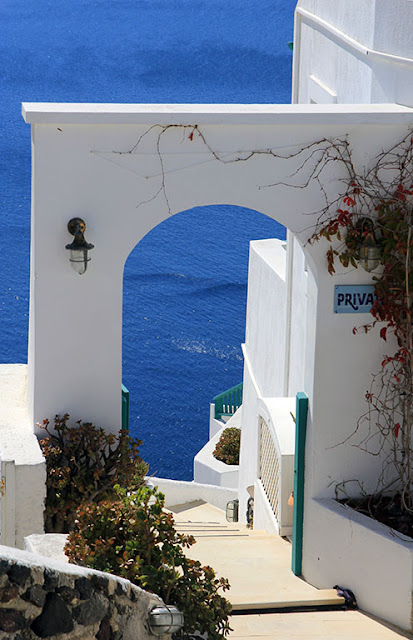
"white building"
1,0,413,632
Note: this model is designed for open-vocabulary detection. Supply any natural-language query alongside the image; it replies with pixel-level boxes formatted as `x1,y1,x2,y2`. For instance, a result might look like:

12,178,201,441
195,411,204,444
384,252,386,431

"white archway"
23,103,413,441
21,102,413,626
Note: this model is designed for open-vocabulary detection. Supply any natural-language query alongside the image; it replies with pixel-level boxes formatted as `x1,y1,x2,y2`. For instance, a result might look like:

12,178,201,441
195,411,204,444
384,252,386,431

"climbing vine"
97,122,413,528
309,131,413,524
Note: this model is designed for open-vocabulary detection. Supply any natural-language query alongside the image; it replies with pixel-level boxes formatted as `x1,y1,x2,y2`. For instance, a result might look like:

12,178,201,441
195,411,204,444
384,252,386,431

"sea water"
0,0,293,479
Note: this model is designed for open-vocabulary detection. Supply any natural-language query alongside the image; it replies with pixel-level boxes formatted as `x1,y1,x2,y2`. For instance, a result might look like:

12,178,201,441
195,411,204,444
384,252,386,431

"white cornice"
22,102,413,125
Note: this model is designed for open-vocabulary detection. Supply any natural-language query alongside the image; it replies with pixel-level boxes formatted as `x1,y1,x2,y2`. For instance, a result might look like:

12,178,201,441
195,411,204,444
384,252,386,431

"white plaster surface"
22,102,413,124
148,477,237,511
20,98,413,634
0,364,46,548
244,239,287,399
193,409,241,489
25,533,68,562
294,1,413,107
303,498,413,633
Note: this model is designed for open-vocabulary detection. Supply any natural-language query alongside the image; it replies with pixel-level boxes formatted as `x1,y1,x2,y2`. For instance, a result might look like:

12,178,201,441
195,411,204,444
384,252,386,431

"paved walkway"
169,501,413,640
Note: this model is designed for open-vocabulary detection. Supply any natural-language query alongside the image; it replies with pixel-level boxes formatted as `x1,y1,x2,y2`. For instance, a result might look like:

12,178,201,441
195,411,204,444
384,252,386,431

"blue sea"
0,0,293,480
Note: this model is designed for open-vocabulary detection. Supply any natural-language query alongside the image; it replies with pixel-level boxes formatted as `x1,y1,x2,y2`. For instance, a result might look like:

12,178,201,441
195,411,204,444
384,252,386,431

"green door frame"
291,392,309,576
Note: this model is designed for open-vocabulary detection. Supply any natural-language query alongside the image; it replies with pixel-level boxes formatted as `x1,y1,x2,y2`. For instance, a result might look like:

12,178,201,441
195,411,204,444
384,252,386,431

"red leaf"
343,196,355,206
380,327,387,341
352,327,357,335
189,132,194,141
393,423,400,438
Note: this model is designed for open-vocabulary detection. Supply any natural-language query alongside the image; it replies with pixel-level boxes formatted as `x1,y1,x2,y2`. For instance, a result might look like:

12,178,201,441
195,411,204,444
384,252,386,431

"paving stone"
91,574,110,592
75,576,93,600
96,617,113,640
73,592,109,626
7,564,31,587
31,593,74,637
57,585,79,604
0,609,26,632
43,569,59,591
0,583,19,603
23,585,47,608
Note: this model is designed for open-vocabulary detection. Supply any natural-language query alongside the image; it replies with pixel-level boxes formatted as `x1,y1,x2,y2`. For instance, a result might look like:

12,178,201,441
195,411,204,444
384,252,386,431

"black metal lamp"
66,218,94,275
355,217,381,272
147,605,184,636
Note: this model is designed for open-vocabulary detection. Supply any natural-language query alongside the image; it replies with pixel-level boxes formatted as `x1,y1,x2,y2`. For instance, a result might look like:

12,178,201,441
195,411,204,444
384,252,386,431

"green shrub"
213,427,241,465
39,414,147,533
65,486,232,639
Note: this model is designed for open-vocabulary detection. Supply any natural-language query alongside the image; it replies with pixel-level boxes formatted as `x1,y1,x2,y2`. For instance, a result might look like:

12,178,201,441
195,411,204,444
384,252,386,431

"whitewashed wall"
289,4,413,630
22,105,413,493
244,239,287,398
238,239,287,518
21,103,413,629
294,0,413,107
286,235,308,396
22,104,410,436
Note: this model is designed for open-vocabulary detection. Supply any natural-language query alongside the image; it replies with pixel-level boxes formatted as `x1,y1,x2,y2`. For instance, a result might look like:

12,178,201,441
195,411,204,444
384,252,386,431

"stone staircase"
169,500,343,612
169,501,413,639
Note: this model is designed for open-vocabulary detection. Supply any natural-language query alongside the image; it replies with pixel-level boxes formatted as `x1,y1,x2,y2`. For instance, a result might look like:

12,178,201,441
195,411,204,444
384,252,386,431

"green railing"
213,383,243,420
121,384,130,431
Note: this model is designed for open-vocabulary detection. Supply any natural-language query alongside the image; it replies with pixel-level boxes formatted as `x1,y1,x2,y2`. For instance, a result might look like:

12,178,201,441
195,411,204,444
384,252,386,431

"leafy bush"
213,427,241,465
39,414,147,533
65,486,232,639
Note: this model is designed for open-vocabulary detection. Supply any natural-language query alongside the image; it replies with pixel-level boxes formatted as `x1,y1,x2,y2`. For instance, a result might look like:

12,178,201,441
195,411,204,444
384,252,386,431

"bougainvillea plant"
39,414,147,533
309,132,413,522
65,486,232,639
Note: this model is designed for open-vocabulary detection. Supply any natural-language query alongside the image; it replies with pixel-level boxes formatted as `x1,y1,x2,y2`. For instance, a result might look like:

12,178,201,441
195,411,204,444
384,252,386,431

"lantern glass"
358,245,381,272
226,499,239,522
148,605,184,636
68,248,90,275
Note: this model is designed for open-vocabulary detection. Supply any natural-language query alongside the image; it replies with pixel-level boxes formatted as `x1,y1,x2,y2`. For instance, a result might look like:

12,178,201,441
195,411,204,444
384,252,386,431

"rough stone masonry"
0,544,165,639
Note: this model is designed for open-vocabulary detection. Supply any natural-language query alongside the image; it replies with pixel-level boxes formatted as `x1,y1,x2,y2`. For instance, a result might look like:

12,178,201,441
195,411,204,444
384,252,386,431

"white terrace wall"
22,104,413,622
294,0,413,107
22,103,413,444
22,103,413,489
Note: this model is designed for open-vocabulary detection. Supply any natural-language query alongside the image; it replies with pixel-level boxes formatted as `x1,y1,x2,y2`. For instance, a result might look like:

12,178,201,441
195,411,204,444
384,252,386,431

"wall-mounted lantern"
147,605,184,636
226,499,239,522
355,217,381,272
65,218,94,275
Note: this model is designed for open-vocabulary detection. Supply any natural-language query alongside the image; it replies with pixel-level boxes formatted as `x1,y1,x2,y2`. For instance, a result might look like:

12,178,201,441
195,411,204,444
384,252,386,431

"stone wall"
0,544,165,639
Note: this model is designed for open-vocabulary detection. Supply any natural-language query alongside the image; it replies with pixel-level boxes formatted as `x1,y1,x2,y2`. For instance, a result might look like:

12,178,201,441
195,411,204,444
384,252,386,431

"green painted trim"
213,382,243,420
291,392,309,576
121,383,130,432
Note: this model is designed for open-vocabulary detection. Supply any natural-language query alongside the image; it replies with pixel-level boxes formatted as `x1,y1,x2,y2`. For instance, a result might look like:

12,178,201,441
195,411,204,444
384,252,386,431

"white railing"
259,416,281,523
258,406,295,537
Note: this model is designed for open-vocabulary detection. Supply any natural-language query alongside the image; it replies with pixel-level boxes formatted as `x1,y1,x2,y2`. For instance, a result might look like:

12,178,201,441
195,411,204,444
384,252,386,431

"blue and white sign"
334,285,377,314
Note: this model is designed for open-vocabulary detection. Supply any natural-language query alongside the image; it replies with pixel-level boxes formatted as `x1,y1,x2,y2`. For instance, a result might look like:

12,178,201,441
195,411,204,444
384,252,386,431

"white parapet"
148,476,237,512
253,397,296,537
0,364,46,547
194,408,241,489
304,498,413,632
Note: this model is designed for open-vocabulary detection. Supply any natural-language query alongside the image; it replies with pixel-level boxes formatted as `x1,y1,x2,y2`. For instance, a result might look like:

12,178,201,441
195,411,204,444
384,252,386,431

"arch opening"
122,204,286,479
